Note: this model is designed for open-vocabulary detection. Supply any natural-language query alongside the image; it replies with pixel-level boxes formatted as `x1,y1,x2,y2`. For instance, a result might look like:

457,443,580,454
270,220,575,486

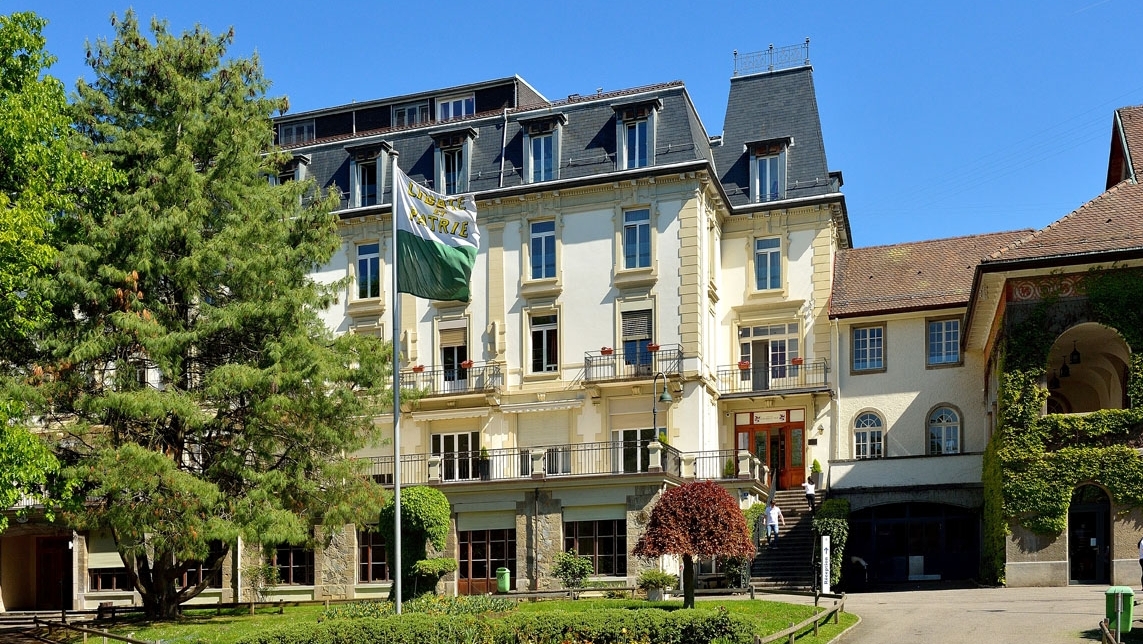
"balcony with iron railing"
362,442,767,487
399,362,502,397
714,359,829,397
584,345,682,383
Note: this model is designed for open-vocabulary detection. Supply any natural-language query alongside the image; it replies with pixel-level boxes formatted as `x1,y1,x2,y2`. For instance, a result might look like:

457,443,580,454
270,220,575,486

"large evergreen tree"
31,12,389,619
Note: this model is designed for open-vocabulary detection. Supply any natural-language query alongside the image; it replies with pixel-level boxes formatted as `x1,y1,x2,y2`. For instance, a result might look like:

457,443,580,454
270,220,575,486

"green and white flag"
393,165,480,302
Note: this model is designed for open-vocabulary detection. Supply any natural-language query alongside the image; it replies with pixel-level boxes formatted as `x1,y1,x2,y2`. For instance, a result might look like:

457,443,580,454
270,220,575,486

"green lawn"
62,605,327,644
69,598,857,644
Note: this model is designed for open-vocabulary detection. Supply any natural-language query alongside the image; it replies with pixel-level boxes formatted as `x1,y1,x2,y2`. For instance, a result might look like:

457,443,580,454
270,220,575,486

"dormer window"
345,142,391,209
613,99,661,170
279,120,315,145
433,128,477,195
437,93,475,121
393,101,429,128
747,138,790,203
521,114,566,183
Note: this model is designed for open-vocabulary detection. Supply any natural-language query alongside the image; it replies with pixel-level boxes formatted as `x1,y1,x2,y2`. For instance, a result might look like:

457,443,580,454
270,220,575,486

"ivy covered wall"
981,267,1143,584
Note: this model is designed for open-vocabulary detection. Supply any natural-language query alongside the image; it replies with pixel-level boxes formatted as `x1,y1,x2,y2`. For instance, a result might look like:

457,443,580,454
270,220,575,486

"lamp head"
658,389,673,404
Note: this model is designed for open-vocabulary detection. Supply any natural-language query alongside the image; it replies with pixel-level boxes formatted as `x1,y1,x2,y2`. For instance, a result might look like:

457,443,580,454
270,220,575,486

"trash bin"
496,567,511,594
1106,586,1134,633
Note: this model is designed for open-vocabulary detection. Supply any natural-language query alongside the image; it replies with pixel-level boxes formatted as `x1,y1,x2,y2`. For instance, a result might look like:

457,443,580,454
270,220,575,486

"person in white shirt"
803,477,816,513
765,501,785,546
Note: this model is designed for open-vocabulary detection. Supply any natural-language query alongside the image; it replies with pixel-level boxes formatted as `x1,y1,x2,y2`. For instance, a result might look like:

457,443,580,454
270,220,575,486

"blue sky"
11,0,1143,248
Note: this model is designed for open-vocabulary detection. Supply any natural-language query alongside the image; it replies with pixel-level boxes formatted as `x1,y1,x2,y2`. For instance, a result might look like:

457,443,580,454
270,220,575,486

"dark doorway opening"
1068,485,1110,585
35,536,72,610
847,503,980,587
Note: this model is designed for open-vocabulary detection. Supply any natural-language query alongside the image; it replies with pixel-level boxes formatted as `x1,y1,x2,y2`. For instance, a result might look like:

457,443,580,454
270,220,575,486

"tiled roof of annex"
983,179,1143,264
830,230,1031,318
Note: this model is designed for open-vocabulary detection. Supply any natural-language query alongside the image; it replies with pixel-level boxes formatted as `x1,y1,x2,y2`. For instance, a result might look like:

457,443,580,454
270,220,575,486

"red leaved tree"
633,480,755,608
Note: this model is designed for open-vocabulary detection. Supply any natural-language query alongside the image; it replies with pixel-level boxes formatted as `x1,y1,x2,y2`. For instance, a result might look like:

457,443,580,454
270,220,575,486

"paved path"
827,585,1123,644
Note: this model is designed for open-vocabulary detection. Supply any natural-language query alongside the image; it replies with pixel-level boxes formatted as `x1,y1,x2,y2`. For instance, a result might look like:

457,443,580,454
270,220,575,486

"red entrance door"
737,423,805,490
36,537,72,610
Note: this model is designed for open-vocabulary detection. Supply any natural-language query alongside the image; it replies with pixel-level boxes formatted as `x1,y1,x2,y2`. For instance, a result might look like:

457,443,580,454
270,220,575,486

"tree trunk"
682,553,695,609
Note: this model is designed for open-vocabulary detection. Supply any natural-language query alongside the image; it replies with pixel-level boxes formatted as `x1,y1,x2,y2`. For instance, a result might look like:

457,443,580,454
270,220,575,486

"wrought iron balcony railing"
400,362,502,397
362,443,771,486
714,359,829,396
584,345,682,382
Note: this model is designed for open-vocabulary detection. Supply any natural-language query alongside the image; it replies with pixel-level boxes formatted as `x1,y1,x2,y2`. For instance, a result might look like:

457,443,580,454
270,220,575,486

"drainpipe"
829,317,841,489
499,108,509,188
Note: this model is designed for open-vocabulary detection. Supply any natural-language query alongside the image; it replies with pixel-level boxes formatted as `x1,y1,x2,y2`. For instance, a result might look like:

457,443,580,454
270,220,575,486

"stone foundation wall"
626,486,662,584
315,524,356,600
516,490,563,590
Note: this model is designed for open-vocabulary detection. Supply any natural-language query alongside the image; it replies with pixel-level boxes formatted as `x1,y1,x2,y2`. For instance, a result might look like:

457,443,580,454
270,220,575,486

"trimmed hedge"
236,607,755,644
812,498,849,587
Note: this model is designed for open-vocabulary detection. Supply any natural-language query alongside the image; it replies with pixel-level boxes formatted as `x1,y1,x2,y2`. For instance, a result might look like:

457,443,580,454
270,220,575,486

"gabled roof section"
1108,104,1142,188
983,180,1143,265
714,66,835,208
830,230,1032,318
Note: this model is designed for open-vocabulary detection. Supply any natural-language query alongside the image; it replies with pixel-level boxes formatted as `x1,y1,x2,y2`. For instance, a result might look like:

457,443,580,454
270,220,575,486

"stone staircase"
750,489,816,589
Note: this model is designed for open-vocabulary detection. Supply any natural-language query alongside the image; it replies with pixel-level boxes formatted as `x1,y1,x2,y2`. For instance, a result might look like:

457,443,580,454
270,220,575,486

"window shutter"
621,310,652,341
439,328,466,347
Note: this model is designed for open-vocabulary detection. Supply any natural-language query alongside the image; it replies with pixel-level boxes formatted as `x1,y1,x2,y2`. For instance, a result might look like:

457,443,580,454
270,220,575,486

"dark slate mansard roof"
277,78,715,212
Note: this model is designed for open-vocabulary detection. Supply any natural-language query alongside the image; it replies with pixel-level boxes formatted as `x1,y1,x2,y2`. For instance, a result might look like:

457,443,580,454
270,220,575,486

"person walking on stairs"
803,476,816,513
765,500,785,547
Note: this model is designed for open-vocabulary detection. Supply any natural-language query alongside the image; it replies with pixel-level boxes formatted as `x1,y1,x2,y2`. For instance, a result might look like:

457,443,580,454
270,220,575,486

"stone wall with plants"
981,267,1143,584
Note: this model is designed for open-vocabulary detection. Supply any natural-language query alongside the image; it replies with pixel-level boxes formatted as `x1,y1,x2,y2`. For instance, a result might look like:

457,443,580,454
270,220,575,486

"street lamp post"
651,372,673,443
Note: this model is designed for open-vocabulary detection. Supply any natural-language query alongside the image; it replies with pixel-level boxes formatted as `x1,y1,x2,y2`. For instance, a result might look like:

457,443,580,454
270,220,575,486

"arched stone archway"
1047,323,1131,414
1068,484,1110,584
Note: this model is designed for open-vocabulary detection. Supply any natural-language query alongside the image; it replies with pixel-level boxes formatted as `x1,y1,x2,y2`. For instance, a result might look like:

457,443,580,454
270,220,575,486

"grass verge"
65,598,858,644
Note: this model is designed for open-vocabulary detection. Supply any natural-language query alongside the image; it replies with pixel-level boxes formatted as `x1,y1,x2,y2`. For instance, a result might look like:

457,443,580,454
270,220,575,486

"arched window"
854,412,884,459
928,406,960,455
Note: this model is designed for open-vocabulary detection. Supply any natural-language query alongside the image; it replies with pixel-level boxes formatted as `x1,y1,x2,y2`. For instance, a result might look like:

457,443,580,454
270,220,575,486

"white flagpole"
390,151,402,614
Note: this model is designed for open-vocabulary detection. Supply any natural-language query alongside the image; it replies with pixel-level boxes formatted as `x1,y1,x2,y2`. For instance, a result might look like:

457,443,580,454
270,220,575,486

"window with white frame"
532,132,555,182
279,120,314,145
434,131,472,195
432,431,480,481
356,243,380,300
852,325,885,372
621,309,653,367
854,412,884,459
927,318,961,366
754,237,782,291
615,102,658,170
622,209,651,269
928,406,960,455
357,161,377,207
530,220,556,280
442,147,463,194
522,116,563,183
530,313,558,373
738,322,800,380
393,101,429,128
625,119,648,169
437,94,474,121
749,140,787,203
612,428,655,473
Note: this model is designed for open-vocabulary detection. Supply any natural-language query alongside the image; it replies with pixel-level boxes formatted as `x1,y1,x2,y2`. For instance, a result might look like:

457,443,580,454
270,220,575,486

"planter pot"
600,347,614,355
478,459,491,480
738,361,751,370
791,357,804,366
460,360,474,369
647,344,660,352
411,365,425,373
646,588,664,602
